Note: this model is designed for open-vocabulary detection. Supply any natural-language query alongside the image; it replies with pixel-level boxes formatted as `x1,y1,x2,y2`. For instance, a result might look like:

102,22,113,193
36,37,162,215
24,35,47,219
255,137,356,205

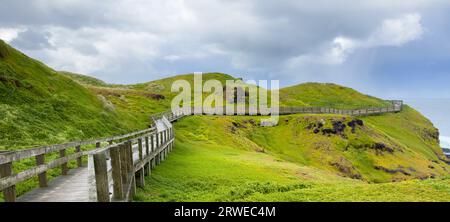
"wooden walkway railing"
172,100,403,116
278,100,402,116
0,100,402,202
87,124,175,202
0,110,183,202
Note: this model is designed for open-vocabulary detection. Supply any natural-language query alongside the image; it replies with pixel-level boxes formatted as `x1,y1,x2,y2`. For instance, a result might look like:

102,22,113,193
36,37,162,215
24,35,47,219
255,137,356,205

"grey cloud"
10,28,51,50
0,0,113,28
1,0,450,98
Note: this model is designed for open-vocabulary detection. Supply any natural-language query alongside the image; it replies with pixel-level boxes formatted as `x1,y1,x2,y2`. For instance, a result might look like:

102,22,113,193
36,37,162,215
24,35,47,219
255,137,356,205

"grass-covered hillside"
0,40,143,149
1,40,448,201
280,83,391,109
136,114,450,202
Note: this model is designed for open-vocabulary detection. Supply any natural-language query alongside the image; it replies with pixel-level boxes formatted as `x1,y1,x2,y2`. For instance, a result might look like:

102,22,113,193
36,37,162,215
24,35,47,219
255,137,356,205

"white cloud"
286,13,424,68
45,47,106,74
368,13,423,47
440,136,450,148
0,27,26,42
38,26,163,74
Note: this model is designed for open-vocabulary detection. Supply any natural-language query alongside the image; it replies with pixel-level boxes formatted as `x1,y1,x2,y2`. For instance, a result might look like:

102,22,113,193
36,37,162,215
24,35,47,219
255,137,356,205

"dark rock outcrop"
308,119,364,137
371,143,394,154
330,161,362,179
145,93,165,100
374,165,411,176
347,119,364,133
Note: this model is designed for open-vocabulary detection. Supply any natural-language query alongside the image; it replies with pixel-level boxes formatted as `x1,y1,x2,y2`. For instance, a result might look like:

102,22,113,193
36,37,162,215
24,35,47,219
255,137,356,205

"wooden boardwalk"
14,142,154,202
1,102,403,202
18,167,89,202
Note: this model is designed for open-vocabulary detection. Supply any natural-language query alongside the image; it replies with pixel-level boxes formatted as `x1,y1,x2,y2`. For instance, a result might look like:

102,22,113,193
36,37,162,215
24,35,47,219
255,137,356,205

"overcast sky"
1,0,450,99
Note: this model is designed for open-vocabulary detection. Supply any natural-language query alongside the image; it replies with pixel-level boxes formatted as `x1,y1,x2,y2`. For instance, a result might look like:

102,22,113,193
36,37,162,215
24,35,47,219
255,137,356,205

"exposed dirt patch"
330,159,362,179
370,143,394,155
144,93,165,100
374,165,412,176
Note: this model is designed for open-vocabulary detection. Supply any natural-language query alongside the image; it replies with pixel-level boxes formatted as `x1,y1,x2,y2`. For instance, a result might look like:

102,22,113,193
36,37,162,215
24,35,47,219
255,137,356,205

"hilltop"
280,83,391,109
1,40,449,201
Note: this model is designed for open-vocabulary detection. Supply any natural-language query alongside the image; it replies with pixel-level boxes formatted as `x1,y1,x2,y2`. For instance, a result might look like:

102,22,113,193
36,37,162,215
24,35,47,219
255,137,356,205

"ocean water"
402,98,450,148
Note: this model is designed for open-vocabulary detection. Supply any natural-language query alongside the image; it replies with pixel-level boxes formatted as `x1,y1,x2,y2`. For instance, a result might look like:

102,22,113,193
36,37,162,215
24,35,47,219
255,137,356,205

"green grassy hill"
0,40,144,149
135,114,450,201
280,83,391,109
1,40,449,201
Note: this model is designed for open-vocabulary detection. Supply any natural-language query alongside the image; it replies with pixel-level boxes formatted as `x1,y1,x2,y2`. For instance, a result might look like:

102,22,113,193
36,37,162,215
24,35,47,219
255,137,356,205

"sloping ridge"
0,40,131,149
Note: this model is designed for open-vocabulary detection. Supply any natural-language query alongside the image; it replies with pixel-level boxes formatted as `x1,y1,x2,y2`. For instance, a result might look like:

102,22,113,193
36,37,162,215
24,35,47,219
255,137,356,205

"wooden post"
164,142,168,159
163,130,166,144
156,154,160,165
145,136,149,156
35,154,47,187
151,135,154,153
144,162,149,176
138,138,143,161
93,152,110,202
126,141,136,198
145,162,151,176
0,162,16,202
128,141,134,165
136,168,145,188
60,149,68,175
110,146,123,200
156,132,160,148
119,144,129,191
75,145,82,167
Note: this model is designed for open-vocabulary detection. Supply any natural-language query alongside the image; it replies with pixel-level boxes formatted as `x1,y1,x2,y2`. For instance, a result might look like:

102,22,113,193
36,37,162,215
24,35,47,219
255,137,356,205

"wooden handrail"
0,127,156,165
167,100,403,116
0,109,182,202
89,123,176,202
